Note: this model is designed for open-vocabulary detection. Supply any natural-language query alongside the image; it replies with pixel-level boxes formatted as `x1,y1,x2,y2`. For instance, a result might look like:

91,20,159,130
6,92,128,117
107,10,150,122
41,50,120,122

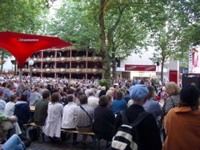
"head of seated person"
179,84,200,110
79,95,88,105
42,90,51,100
99,95,109,107
51,92,60,104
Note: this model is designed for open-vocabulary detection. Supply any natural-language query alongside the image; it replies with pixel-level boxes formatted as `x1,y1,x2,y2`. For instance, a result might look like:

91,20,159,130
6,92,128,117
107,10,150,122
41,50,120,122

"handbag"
1,121,13,131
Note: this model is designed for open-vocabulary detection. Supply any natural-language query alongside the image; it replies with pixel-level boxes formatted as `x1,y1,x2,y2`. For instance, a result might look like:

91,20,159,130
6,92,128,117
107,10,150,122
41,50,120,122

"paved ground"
26,134,108,150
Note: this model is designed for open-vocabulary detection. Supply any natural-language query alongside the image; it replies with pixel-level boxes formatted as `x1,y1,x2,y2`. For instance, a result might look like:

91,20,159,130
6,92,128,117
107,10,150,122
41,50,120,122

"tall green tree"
149,0,200,83
48,0,164,79
0,0,55,71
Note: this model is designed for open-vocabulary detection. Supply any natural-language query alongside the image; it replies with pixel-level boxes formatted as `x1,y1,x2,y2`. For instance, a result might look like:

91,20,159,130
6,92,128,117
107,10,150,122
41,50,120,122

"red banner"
169,70,179,84
125,65,156,71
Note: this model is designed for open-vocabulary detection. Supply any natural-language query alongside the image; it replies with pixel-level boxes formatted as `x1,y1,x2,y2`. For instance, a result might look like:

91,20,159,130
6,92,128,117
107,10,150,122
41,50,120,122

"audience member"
93,95,115,143
1,134,31,150
114,84,162,150
143,86,162,124
0,88,6,113
2,83,14,102
34,90,51,126
99,86,106,97
87,91,99,108
61,94,78,144
5,95,21,135
43,92,63,139
163,85,200,150
75,95,94,145
161,82,180,139
84,85,91,97
0,112,18,143
29,87,42,106
111,91,127,114
162,82,180,114
14,93,30,127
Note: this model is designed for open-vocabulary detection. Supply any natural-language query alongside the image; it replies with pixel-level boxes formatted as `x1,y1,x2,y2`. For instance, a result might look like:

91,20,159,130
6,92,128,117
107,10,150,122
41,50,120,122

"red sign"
169,70,179,84
125,65,156,71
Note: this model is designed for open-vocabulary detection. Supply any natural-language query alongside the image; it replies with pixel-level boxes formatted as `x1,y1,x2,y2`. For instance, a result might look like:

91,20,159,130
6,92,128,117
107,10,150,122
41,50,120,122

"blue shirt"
143,98,162,118
112,99,127,114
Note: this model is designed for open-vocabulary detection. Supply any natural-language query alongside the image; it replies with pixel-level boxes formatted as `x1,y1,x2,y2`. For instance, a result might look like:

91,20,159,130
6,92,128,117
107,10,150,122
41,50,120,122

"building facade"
22,47,104,79
116,48,157,79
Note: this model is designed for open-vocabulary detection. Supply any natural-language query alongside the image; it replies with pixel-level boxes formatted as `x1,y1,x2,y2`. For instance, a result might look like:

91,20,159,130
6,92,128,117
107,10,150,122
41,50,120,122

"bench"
61,129,100,149
24,123,100,149
61,129,95,135
23,122,44,142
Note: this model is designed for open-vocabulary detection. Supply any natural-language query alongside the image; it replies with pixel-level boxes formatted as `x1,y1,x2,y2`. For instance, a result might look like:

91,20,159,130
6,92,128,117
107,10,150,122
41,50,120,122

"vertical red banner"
169,70,179,84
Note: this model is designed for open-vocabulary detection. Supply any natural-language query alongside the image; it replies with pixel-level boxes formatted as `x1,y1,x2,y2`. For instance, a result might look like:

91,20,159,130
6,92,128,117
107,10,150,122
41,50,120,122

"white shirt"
62,102,77,129
75,104,94,127
88,96,99,108
43,102,63,138
30,91,42,106
85,89,91,97
4,102,15,116
0,99,6,113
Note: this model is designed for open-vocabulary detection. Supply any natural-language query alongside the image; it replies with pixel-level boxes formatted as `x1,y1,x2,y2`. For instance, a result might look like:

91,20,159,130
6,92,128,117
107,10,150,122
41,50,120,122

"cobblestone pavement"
26,135,108,150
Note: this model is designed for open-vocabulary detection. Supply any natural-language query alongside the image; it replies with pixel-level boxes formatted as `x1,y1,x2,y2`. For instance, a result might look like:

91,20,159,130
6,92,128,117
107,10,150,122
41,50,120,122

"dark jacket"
115,104,162,150
33,99,48,126
14,101,30,125
93,106,115,141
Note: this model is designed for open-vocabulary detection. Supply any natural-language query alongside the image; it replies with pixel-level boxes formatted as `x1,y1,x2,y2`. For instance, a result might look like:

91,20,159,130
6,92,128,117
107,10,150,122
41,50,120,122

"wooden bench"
61,129,100,150
24,122,41,127
24,123,100,149
61,129,95,136
23,122,44,142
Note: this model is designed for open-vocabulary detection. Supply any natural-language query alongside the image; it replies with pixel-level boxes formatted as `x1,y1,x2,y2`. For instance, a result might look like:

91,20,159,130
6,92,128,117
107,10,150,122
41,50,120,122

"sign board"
169,70,178,84
189,46,200,73
125,65,156,71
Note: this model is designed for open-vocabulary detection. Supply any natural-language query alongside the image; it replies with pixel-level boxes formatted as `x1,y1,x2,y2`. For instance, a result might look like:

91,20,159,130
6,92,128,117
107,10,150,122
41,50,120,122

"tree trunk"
14,60,17,75
111,49,117,79
99,0,110,79
161,57,165,85
0,52,4,74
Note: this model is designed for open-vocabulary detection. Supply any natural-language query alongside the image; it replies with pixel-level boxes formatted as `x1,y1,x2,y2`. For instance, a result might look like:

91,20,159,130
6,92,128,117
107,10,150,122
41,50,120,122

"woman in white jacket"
43,92,63,138
4,95,22,135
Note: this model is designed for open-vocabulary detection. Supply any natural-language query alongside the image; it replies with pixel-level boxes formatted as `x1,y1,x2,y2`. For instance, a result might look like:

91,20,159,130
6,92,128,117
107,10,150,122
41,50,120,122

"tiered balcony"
22,68,104,73
29,56,102,62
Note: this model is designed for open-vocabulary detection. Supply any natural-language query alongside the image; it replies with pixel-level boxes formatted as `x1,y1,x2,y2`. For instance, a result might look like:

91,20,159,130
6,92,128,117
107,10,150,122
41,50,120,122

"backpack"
111,111,150,150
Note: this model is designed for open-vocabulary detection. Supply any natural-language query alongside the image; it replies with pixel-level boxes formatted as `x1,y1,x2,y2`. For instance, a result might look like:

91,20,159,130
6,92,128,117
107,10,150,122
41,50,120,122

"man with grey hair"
61,94,78,144
0,88,6,113
114,84,162,150
87,90,99,109
2,83,14,102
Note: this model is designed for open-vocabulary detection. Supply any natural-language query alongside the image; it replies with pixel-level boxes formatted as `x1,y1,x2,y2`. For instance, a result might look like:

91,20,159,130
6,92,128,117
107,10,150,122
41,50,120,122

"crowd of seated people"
0,75,199,150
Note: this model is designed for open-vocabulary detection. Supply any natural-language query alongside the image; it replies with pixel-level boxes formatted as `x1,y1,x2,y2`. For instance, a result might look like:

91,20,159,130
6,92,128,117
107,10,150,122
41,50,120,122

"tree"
0,0,55,71
173,0,200,51
48,0,163,79
97,0,166,79
149,0,200,83
150,27,181,83
0,48,10,73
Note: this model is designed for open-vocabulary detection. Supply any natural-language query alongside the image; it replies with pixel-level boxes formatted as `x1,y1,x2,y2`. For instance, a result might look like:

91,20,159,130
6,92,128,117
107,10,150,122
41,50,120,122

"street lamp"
28,59,34,85
11,60,17,75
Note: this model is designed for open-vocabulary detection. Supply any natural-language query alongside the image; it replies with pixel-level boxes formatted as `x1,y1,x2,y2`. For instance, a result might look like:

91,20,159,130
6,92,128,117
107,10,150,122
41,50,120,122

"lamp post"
28,60,34,85
11,60,16,75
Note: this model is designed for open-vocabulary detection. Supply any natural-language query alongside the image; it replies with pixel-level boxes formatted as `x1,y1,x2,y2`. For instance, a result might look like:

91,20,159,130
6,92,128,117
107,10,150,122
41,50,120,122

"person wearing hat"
115,84,162,150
